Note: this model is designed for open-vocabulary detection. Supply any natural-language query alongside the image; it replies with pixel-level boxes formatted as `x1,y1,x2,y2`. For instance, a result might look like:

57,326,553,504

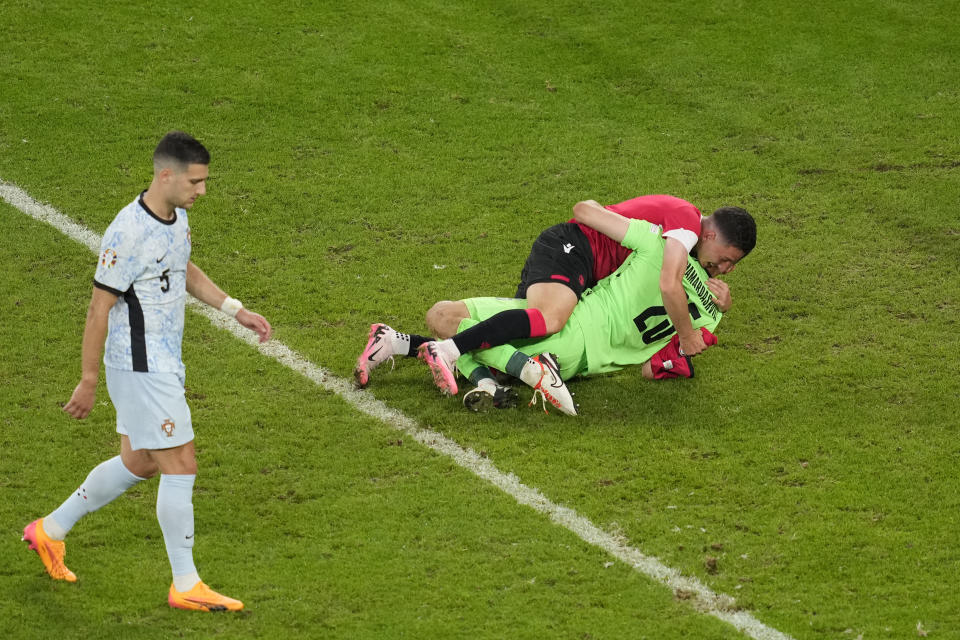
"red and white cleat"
527,353,577,416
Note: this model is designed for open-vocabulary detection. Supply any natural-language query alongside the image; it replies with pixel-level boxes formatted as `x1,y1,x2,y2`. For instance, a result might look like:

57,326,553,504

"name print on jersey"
683,262,719,319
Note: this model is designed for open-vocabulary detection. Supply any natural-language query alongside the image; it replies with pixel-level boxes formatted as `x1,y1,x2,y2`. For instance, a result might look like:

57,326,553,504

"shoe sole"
497,389,520,409
353,366,369,388
169,599,238,612
168,584,244,612
464,388,519,412
463,390,494,412
419,346,458,395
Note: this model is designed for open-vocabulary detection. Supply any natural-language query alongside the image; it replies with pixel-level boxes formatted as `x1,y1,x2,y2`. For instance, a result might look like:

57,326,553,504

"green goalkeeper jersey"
570,219,723,376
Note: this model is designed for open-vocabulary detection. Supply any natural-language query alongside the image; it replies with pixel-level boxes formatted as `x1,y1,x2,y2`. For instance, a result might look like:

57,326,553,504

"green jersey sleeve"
568,220,723,376
621,219,664,253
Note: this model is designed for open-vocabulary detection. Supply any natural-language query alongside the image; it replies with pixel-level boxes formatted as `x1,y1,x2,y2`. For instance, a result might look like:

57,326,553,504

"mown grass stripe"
1,178,795,640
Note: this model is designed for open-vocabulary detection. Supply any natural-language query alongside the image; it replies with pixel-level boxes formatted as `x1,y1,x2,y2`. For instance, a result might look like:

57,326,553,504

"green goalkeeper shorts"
461,297,587,380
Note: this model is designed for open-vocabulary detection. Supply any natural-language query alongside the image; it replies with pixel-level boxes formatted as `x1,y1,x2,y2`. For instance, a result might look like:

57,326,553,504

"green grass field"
2,1,958,638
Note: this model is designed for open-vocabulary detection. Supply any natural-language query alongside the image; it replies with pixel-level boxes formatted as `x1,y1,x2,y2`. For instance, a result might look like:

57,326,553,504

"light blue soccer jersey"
94,194,191,375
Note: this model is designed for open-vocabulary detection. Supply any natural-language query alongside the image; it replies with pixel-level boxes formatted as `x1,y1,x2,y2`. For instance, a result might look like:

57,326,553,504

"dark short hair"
710,206,756,255
153,131,210,168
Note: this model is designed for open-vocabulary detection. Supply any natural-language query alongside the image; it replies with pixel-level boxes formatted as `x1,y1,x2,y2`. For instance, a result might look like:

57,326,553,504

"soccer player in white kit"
22,131,272,612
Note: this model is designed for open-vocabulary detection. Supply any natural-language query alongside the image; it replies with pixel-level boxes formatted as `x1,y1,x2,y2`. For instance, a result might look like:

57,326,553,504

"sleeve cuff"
93,279,125,297
662,228,698,253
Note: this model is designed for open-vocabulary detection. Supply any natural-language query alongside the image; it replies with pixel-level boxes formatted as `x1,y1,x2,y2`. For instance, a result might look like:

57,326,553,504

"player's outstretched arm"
186,261,272,343
572,200,629,243
64,287,117,419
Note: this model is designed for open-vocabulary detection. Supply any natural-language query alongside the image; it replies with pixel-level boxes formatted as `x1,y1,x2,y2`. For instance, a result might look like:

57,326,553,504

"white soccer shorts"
105,368,194,451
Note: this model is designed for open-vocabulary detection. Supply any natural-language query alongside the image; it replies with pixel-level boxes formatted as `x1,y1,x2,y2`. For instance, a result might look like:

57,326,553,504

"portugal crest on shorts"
161,419,176,438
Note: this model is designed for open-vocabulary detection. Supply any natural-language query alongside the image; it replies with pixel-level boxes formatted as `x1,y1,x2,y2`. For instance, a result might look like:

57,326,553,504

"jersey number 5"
159,269,171,293
633,304,701,344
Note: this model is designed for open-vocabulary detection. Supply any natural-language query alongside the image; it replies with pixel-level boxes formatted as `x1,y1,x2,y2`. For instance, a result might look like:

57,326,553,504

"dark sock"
505,351,533,379
406,334,431,356
467,365,496,385
451,309,546,354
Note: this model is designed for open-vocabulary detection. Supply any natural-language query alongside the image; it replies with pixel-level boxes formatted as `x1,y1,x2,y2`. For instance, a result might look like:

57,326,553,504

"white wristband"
220,296,243,318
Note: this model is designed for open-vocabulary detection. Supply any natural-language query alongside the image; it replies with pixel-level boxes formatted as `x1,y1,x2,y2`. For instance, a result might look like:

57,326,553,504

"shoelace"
528,362,562,413
528,388,550,413
364,336,397,373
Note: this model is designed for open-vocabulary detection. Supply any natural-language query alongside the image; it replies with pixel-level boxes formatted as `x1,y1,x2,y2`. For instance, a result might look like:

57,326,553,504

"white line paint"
1,179,795,640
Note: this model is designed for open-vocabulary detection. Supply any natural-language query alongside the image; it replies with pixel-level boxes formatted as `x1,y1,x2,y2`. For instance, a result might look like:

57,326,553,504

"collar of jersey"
138,191,178,226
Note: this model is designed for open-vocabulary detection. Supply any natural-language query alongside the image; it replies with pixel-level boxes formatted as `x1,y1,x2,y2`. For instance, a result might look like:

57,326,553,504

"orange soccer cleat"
22,518,77,582
168,581,244,612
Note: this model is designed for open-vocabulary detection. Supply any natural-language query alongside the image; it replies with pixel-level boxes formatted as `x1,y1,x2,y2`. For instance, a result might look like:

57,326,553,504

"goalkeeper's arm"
571,200,629,242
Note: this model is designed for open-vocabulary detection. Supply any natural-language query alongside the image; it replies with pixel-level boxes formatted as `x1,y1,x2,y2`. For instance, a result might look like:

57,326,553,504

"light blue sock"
45,456,144,540
157,474,197,581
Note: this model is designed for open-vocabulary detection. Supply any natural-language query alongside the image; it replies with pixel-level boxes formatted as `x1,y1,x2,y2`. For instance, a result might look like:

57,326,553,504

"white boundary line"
1,180,794,640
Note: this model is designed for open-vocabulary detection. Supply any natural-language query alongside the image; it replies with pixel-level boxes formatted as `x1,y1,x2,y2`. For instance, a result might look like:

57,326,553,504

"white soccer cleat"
462,378,519,412
354,323,405,388
527,353,577,416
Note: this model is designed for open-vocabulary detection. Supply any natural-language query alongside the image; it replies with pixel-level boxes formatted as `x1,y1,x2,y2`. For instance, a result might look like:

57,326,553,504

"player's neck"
142,185,176,221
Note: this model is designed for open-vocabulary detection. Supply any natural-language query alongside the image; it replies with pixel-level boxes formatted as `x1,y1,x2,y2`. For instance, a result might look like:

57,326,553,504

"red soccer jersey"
571,194,702,281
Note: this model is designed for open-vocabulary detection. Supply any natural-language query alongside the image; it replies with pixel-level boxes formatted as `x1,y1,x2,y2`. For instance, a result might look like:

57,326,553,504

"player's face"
697,235,744,277
168,163,208,209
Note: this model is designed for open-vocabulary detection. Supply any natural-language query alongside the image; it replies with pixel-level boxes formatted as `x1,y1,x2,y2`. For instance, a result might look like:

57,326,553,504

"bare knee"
526,282,577,336
149,441,198,476
120,448,158,479
425,300,469,339
527,305,575,336
539,309,572,336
